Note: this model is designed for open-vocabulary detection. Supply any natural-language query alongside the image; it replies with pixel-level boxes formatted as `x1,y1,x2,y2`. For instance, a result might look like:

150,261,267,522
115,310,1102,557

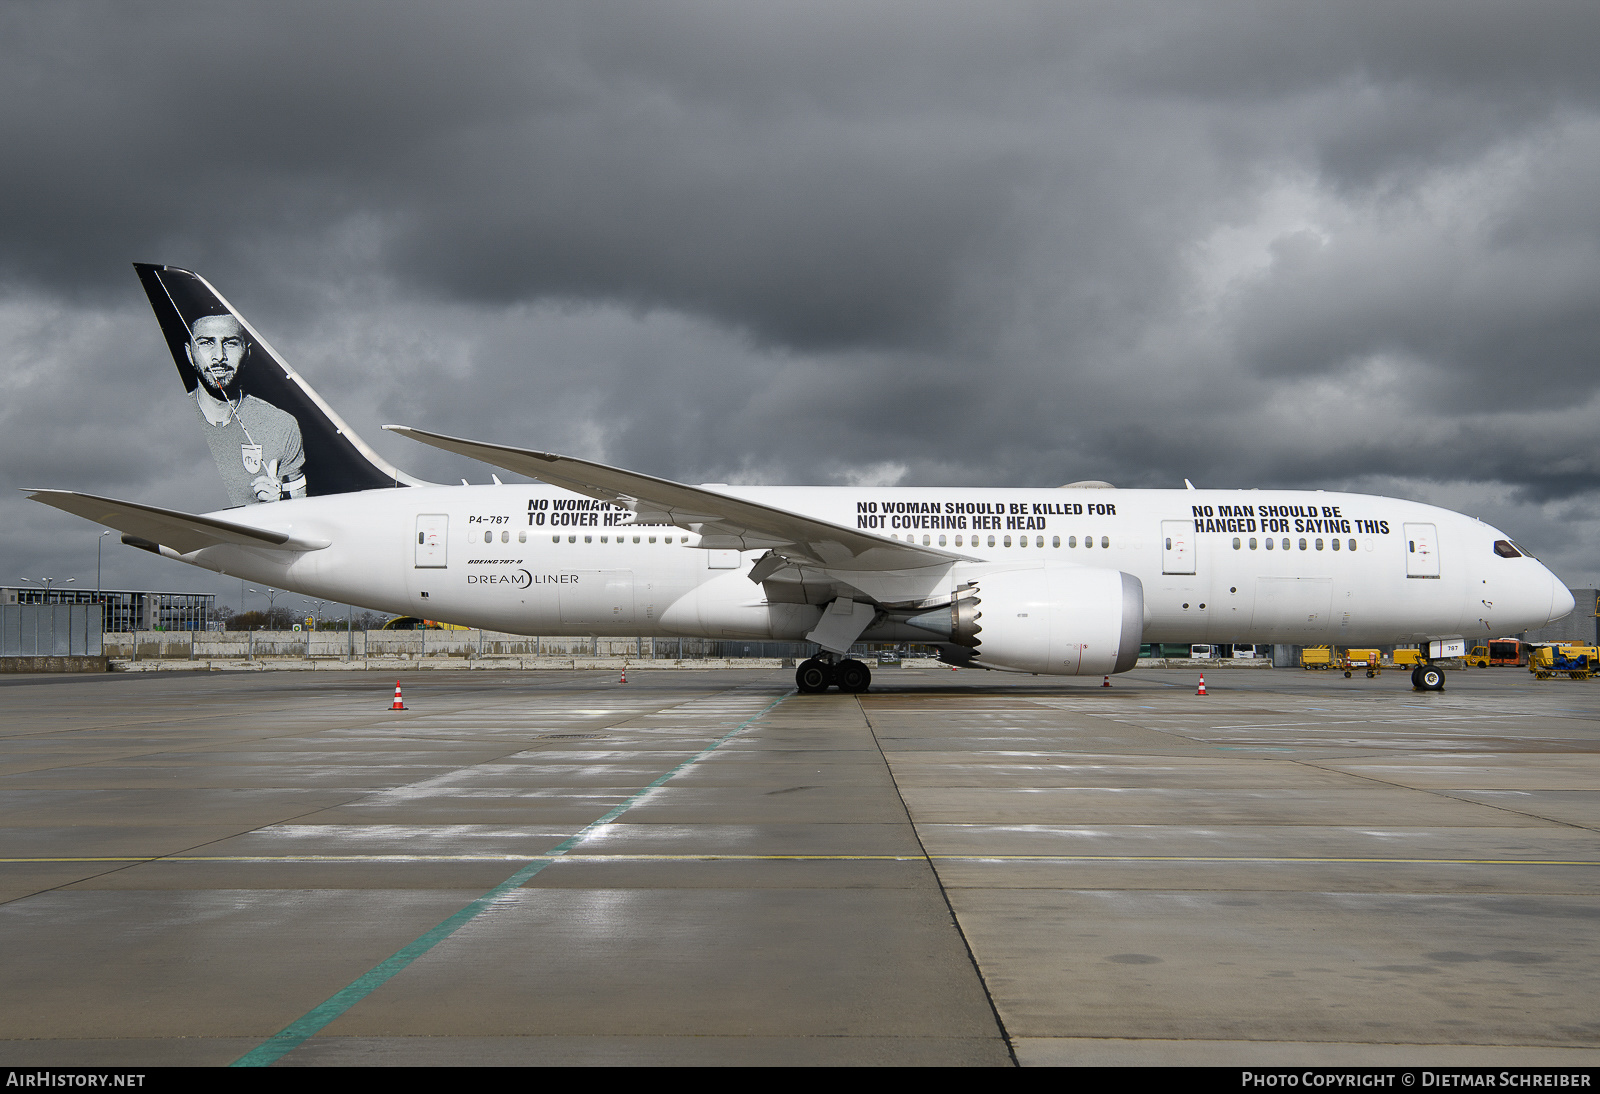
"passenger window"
584,535,592,543
633,536,640,543
600,535,608,543
938,535,946,546
1101,536,1109,548
922,534,930,546
1086,536,1094,548
1315,538,1324,551
1282,538,1290,550
1331,538,1340,551
1020,536,1028,548
1036,536,1044,547
1249,537,1257,550
1052,536,1060,548
518,531,526,543
1232,537,1241,550
1004,536,1012,547
1265,538,1273,550
502,531,509,543
1299,538,1307,551
552,535,560,543
1070,536,1078,548
987,535,995,547
568,535,576,543
1349,539,1356,552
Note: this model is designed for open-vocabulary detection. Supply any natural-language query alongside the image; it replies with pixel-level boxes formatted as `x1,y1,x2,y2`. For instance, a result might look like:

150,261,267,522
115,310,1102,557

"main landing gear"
1411,664,1446,692
795,656,872,694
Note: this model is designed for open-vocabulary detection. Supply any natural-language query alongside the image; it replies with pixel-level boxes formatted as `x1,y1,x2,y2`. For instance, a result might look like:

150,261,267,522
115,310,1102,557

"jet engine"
907,564,1144,676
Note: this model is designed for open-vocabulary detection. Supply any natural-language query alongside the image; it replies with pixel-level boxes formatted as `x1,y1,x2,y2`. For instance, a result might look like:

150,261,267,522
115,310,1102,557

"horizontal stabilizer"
384,425,971,571
25,489,330,555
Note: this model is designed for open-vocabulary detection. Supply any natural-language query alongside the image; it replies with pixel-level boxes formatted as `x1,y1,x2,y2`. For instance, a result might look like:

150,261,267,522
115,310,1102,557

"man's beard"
198,370,243,402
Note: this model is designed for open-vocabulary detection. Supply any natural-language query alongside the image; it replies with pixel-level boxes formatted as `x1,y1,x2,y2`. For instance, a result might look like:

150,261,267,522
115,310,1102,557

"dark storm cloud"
4,0,1600,593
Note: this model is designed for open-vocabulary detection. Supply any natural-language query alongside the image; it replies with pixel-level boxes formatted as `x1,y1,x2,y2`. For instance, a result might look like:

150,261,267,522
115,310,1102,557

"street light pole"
24,577,75,596
97,530,111,594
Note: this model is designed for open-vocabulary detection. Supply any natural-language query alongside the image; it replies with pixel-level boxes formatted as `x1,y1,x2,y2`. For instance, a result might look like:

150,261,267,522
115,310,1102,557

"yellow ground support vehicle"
1339,648,1382,678
1301,646,1334,670
1529,644,1597,680
1466,639,1527,667
1391,648,1424,666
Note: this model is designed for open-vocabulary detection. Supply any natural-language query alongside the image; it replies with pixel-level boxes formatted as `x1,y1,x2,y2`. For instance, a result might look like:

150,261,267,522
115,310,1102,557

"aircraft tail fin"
133,263,431,507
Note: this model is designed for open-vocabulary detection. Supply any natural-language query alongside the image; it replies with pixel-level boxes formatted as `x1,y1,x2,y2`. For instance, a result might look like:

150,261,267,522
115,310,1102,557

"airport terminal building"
0,586,216,632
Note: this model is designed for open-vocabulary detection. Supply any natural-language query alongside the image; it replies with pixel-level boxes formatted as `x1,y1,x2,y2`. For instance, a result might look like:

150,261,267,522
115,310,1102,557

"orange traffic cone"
620,665,628,684
1102,675,1111,688
391,682,407,710
1197,675,1207,696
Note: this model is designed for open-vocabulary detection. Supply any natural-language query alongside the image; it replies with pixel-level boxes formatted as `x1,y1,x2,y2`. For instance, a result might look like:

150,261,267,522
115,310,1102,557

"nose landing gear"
1411,664,1446,691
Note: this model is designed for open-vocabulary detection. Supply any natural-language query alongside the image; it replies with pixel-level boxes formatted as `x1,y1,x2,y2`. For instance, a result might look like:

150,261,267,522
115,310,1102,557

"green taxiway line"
10,855,1600,866
229,690,793,1068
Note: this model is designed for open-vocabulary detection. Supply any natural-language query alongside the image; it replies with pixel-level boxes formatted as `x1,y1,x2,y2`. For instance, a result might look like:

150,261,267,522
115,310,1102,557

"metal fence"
0,603,104,657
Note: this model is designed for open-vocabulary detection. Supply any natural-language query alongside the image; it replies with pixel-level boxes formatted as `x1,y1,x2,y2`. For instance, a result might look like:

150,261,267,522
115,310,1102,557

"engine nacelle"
911,564,1144,676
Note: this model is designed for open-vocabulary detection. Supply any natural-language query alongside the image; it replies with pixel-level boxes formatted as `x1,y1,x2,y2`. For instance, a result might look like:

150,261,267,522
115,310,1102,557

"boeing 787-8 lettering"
26,265,1575,693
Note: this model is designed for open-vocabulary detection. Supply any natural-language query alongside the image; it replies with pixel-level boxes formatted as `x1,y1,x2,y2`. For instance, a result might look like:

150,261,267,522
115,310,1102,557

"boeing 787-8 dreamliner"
27,265,1575,693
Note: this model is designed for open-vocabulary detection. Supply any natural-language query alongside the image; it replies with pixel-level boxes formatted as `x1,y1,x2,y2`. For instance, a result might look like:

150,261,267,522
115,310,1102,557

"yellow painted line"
6,854,1599,866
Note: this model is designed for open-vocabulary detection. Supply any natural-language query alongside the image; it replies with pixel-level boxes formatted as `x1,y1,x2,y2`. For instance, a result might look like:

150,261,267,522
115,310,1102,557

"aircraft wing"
384,425,973,571
25,489,330,554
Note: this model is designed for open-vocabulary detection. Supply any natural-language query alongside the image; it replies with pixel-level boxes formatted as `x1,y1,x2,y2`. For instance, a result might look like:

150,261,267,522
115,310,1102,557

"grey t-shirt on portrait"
194,394,307,506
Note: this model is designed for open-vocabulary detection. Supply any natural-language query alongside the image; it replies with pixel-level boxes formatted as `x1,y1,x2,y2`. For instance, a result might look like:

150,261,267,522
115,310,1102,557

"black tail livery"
134,263,428,507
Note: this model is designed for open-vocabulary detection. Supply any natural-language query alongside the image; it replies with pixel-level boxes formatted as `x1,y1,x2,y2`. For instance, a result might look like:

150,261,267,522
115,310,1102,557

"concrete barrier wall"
0,655,109,673
101,631,660,660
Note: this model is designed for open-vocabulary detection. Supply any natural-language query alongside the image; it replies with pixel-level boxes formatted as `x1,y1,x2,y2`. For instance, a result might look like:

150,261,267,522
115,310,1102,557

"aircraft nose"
1549,575,1576,625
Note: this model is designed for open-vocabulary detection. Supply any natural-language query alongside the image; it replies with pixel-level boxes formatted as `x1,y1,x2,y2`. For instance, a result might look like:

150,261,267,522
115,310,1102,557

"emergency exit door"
1404,523,1439,578
415,514,448,568
1162,520,1196,574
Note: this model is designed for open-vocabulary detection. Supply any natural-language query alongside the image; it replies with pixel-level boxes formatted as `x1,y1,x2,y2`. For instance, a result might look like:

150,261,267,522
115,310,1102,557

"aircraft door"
1404,523,1439,579
415,514,448,568
1161,520,1196,575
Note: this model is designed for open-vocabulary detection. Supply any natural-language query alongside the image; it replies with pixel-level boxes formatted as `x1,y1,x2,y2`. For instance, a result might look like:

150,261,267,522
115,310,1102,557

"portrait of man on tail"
185,308,308,505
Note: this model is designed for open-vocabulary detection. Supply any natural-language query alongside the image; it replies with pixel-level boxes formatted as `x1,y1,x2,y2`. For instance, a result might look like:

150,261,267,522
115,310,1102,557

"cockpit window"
1493,540,1522,558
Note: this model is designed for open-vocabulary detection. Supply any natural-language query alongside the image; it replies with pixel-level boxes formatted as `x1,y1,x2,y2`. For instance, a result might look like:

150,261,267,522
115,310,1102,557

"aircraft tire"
795,659,833,694
1419,666,1445,691
1410,666,1423,689
835,659,871,693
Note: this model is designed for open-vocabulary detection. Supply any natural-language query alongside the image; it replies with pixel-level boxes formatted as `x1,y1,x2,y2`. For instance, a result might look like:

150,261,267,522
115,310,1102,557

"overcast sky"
4,0,1600,612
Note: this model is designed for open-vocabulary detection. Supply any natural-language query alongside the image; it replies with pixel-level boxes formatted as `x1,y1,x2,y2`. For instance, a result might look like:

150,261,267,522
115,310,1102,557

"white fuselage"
165,484,1572,653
